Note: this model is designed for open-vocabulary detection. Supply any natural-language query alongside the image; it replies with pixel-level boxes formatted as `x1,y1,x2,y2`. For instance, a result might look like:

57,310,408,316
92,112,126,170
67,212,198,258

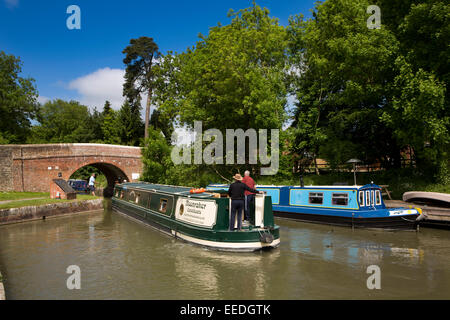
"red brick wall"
0,144,143,192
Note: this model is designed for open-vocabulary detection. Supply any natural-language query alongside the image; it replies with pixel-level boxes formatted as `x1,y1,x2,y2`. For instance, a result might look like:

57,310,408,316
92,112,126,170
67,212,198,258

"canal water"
0,204,449,300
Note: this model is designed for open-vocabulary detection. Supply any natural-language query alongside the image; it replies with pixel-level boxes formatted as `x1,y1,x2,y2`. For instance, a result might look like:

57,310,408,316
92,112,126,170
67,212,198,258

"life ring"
190,188,206,194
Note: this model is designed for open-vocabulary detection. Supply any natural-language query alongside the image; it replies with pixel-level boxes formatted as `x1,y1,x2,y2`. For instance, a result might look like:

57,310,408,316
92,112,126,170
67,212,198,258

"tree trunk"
314,154,320,176
144,88,153,140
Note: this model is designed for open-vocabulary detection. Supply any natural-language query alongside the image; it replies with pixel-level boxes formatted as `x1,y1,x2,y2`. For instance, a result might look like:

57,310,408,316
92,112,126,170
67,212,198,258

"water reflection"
172,244,281,299
0,209,449,299
279,219,426,267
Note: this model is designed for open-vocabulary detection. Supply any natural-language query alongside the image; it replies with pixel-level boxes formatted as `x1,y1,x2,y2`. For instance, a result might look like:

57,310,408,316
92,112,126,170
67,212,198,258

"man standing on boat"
242,170,256,224
228,173,262,231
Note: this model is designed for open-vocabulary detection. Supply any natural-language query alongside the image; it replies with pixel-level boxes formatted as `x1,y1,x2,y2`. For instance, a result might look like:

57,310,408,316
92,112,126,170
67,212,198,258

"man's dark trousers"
230,199,244,230
244,194,255,221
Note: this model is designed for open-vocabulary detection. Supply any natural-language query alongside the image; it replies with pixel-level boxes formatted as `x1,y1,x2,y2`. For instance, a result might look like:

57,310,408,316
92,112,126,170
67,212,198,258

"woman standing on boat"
228,174,262,231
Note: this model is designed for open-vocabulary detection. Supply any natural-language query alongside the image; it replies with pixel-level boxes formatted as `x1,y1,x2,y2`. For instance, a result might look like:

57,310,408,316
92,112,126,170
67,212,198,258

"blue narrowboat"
207,183,424,230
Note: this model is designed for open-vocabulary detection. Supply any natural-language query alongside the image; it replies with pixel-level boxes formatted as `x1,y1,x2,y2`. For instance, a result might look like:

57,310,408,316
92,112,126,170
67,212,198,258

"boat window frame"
332,192,349,206
147,194,152,208
371,191,375,206
359,191,365,207
120,190,124,199
308,192,324,205
366,190,371,206
128,191,136,203
135,193,140,205
375,190,381,205
159,198,168,213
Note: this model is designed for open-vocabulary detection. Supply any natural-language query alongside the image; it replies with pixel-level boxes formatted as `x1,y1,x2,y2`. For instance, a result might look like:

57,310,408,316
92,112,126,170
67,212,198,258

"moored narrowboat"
207,183,424,230
111,183,280,252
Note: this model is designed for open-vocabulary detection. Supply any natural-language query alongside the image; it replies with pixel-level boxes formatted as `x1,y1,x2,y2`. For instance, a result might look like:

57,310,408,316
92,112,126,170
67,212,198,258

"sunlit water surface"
0,204,449,299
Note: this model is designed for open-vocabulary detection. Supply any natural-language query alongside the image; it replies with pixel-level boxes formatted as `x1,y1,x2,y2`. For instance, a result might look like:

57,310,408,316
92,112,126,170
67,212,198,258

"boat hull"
112,199,280,252
273,209,419,230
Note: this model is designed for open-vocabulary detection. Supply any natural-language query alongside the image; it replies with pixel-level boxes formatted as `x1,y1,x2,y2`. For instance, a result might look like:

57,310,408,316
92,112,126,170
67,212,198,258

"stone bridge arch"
68,160,131,197
0,143,143,197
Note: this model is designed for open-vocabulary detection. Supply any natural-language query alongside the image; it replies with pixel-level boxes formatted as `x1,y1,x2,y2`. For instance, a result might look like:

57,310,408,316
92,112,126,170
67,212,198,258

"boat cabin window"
375,190,381,205
359,191,364,206
120,191,124,199
159,199,168,213
366,190,371,206
309,192,324,204
332,193,349,206
115,190,120,198
135,193,140,204
128,191,136,203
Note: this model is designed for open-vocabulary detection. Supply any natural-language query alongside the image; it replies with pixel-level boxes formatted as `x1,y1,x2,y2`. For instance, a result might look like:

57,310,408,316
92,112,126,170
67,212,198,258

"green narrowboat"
111,183,280,252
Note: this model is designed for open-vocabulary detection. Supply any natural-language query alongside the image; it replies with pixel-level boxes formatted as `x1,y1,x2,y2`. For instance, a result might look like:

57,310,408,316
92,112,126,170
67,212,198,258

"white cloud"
68,67,126,111
37,96,50,105
4,0,18,9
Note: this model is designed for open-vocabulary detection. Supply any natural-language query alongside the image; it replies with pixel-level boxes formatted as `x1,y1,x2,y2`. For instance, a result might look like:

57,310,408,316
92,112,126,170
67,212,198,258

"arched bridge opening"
69,162,130,198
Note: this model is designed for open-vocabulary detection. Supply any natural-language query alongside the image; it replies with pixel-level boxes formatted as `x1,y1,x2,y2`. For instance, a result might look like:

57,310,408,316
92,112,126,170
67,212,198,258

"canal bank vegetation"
1,1,448,198
0,193,100,210
0,192,49,201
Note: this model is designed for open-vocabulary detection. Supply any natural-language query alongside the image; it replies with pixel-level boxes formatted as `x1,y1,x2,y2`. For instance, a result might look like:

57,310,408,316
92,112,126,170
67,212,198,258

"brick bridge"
0,144,143,196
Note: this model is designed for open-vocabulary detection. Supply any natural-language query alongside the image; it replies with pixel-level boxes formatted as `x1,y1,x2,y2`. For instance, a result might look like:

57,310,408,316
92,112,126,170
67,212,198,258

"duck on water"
111,183,280,252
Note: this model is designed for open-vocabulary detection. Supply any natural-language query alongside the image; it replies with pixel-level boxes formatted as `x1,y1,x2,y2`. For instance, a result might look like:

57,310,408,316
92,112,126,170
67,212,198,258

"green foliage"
381,57,448,170
1,2,448,195
70,166,108,188
288,0,403,169
0,51,39,143
141,128,171,183
116,100,144,146
0,194,100,210
287,0,449,175
0,191,49,201
158,5,288,132
27,99,94,143
101,102,121,145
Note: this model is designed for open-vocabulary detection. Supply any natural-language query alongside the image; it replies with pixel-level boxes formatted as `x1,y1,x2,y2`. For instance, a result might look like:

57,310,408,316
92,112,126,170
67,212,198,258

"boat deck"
385,200,450,228
120,183,223,198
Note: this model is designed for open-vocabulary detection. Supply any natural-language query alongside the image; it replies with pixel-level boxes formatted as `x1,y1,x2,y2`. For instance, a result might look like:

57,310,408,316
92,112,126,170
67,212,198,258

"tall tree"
288,0,407,169
0,51,38,143
101,104,121,145
122,37,160,140
116,100,144,146
155,4,288,176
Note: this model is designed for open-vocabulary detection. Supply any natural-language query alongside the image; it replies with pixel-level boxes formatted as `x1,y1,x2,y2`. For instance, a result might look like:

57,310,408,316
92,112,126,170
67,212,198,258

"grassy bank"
0,192,49,201
0,194,100,210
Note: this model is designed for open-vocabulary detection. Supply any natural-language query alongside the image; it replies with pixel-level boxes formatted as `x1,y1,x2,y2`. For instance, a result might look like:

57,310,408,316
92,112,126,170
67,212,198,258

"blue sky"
1,0,316,110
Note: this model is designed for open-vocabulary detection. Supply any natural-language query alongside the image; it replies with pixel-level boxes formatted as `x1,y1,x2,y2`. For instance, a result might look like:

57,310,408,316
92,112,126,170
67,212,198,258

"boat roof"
117,182,220,198
208,183,382,189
